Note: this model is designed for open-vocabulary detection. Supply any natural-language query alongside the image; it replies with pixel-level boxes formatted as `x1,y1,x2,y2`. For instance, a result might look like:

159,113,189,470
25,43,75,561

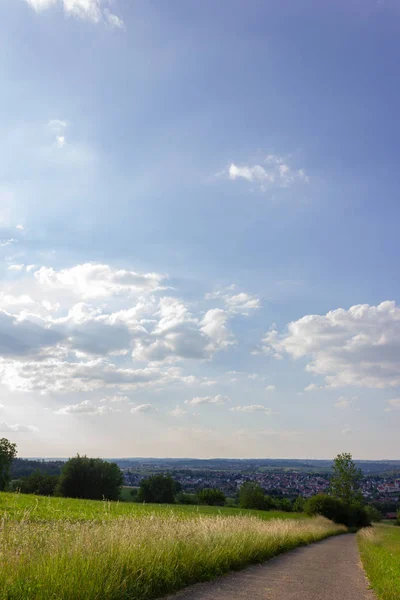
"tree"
293,496,306,512
56,455,123,500
239,481,268,510
364,505,382,523
137,474,179,504
197,488,226,506
0,438,17,491
16,471,59,496
330,453,363,505
305,493,346,523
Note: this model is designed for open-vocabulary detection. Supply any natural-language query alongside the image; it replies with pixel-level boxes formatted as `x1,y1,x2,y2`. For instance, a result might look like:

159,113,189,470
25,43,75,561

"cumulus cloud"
131,404,156,414
185,394,229,406
231,405,272,414
384,398,400,412
228,155,309,190
100,395,129,404
25,0,124,27
16,225,24,231
57,400,117,416
334,396,355,410
0,239,16,248
0,421,37,432
206,286,260,316
262,301,400,389
35,263,165,299
265,385,276,391
7,265,25,272
304,383,322,392
0,309,64,358
169,405,188,417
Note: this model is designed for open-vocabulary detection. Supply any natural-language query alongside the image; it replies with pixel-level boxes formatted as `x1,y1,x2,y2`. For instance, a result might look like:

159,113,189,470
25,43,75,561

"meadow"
358,524,400,600
0,491,345,600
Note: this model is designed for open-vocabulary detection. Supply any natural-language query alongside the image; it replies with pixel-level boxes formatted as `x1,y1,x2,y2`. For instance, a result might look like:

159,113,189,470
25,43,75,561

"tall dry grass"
0,513,345,600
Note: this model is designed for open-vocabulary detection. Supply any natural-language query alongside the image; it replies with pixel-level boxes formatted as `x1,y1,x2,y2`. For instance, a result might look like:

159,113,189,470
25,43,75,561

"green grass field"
358,524,400,600
0,492,345,600
0,491,308,522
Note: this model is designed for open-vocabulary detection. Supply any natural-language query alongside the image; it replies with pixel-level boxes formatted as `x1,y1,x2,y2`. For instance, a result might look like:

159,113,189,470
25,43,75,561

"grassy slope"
0,491,307,522
0,492,345,600
358,524,400,600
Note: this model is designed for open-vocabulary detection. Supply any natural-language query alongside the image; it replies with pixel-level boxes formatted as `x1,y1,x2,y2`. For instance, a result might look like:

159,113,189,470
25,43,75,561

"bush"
364,505,382,523
239,482,269,510
293,496,306,512
305,493,371,528
137,474,179,504
16,470,59,496
176,492,197,505
56,455,123,501
305,494,345,523
197,488,226,506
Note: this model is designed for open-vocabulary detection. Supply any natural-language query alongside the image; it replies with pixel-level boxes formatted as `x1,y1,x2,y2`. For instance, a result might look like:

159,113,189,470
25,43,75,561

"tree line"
0,440,389,527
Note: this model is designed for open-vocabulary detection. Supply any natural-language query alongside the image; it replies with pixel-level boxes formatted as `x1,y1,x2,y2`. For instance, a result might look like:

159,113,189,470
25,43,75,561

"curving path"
166,534,375,600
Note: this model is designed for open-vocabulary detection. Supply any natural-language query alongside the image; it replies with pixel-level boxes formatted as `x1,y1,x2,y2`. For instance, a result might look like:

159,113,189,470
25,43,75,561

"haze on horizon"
1,0,399,460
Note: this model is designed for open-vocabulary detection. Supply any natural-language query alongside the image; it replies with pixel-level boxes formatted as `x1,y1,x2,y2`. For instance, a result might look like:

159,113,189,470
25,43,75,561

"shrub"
16,470,59,496
56,455,123,501
305,493,370,528
364,505,382,523
293,496,306,512
197,488,226,506
239,482,269,510
176,492,197,505
137,474,179,504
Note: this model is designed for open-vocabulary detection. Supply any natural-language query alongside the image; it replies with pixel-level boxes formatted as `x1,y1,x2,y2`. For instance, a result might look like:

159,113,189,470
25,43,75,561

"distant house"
385,512,398,520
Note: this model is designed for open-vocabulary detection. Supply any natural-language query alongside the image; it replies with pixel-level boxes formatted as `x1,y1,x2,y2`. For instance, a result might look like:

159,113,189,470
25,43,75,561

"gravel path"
165,534,375,600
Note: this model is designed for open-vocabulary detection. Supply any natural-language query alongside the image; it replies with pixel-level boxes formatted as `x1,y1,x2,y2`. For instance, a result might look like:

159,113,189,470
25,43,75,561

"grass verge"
358,524,400,600
0,509,345,600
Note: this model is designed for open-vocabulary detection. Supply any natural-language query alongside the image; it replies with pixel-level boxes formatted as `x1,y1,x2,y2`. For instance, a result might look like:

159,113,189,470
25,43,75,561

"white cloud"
169,405,188,417
56,136,66,148
25,0,124,28
0,421,37,432
185,394,229,406
384,398,400,412
263,301,400,389
0,239,16,248
265,385,276,391
131,404,156,414
57,400,117,416
35,263,165,299
304,383,321,392
100,395,129,404
206,286,260,316
7,264,25,272
334,396,355,410
231,405,272,414
16,225,24,231
342,425,352,436
228,155,309,190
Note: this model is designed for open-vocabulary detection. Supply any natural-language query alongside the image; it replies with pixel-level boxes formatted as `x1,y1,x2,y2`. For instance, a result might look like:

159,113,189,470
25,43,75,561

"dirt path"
166,534,375,600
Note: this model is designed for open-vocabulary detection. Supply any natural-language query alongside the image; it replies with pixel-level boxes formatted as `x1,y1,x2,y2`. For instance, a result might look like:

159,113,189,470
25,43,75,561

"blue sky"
0,0,399,458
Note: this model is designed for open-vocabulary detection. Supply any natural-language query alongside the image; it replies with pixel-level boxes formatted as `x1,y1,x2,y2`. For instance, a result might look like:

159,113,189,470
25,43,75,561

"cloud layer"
25,0,124,28
263,301,400,389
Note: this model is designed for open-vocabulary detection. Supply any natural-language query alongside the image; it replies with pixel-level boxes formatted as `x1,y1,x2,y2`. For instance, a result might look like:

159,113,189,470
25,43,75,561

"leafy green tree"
0,438,17,491
275,498,293,512
56,455,123,500
16,471,59,496
197,488,226,506
293,496,306,512
364,505,382,523
330,453,363,505
137,474,179,504
239,481,268,510
304,493,346,523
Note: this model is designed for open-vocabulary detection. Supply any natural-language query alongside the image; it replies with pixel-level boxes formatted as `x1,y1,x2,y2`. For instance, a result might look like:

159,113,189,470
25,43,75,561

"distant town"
14,457,400,505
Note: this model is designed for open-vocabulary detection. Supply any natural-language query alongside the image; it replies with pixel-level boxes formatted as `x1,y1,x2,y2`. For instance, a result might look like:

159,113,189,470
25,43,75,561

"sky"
1,0,399,459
